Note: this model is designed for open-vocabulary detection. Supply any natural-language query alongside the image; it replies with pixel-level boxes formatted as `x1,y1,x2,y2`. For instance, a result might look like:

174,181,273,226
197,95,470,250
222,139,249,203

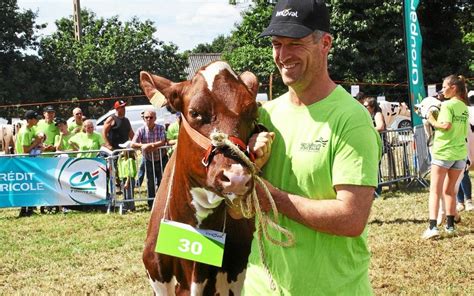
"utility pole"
73,0,82,41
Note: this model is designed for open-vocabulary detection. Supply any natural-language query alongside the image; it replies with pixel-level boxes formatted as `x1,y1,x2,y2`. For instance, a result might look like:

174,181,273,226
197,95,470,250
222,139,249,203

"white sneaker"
421,227,440,240
465,200,474,211
456,202,465,212
445,226,456,237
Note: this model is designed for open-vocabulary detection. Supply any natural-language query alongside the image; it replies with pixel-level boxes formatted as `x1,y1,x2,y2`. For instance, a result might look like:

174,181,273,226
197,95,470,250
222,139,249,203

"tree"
191,35,230,53
39,10,188,116
0,0,46,119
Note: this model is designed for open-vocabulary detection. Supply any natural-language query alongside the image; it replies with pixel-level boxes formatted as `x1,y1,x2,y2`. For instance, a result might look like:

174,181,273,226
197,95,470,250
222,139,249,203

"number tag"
155,219,226,267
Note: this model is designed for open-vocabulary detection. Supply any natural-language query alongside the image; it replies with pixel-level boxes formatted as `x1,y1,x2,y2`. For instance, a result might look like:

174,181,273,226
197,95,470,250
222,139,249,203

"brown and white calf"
140,61,259,295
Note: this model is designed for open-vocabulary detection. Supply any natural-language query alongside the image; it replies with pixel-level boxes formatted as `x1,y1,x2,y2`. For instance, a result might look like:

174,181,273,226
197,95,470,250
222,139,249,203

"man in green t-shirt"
36,105,59,152
16,110,44,217
68,107,84,135
243,1,381,295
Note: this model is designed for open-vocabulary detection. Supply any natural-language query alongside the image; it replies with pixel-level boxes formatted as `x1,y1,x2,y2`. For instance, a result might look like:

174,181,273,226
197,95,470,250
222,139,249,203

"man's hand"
248,131,275,169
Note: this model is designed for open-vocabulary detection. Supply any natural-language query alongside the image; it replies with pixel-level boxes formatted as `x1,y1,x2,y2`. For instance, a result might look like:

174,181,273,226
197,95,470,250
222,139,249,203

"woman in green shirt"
422,75,469,239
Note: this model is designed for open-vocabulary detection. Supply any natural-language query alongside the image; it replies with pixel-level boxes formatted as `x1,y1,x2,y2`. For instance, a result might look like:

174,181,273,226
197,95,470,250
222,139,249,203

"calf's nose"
219,164,252,196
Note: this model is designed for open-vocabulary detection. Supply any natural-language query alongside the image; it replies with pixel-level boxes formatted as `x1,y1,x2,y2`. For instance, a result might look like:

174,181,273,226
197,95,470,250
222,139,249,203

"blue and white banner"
0,157,108,207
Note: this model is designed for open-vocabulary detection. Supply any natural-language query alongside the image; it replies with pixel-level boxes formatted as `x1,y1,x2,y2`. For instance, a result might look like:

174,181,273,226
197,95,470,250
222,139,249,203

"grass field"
0,188,473,295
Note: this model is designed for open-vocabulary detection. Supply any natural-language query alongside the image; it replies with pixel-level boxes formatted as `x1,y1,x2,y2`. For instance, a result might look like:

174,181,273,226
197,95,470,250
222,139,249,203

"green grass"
0,189,473,295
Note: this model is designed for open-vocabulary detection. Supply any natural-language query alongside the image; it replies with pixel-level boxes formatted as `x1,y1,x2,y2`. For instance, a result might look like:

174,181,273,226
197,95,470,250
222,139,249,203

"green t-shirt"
69,132,104,158
54,133,73,151
36,120,59,145
432,98,468,161
15,125,36,154
68,121,83,135
166,121,179,141
118,157,137,178
243,86,381,296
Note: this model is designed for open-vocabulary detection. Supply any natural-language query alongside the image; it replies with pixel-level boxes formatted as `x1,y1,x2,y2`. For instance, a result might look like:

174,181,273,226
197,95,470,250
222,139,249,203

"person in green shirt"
16,110,44,217
165,113,180,157
15,110,44,155
422,75,469,239
68,120,104,158
53,117,74,152
243,1,381,295
118,150,137,212
36,105,59,153
68,107,85,134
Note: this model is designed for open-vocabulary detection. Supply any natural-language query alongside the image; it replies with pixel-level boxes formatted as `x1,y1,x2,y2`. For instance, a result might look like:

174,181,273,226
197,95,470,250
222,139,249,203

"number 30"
178,239,203,255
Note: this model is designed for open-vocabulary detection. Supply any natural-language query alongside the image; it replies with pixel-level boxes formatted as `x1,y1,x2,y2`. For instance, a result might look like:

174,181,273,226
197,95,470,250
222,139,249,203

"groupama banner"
404,0,426,126
0,157,108,207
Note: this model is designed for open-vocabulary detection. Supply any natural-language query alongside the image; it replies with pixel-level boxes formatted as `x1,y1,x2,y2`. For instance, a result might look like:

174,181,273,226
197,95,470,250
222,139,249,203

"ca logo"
69,171,99,190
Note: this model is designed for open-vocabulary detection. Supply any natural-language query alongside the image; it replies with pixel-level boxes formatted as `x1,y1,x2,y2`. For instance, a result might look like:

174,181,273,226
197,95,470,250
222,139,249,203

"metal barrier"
379,127,429,190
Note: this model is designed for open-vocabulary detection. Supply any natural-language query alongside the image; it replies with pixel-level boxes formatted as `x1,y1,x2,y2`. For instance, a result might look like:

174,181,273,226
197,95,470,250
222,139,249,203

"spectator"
69,120,104,158
456,90,474,212
36,105,59,153
102,100,134,193
244,0,381,294
102,100,134,150
165,112,180,157
355,91,366,104
118,150,137,212
54,117,74,152
16,110,44,217
131,108,168,210
422,75,469,239
68,107,85,134
364,97,386,132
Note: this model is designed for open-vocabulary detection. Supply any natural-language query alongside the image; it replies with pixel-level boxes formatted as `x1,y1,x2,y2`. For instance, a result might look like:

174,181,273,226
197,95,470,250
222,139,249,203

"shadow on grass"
369,218,426,225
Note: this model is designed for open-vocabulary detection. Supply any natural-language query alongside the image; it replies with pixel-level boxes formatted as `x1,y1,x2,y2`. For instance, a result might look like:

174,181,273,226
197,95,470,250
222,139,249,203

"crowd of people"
15,100,179,216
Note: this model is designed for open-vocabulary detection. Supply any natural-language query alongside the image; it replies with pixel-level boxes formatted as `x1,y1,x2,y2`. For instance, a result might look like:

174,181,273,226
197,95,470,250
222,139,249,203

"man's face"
43,111,55,122
73,109,83,122
143,112,156,129
116,106,125,117
271,33,330,90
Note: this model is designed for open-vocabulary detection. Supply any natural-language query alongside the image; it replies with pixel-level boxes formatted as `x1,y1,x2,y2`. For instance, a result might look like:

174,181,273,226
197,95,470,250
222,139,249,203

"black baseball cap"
43,105,55,112
25,110,40,120
260,0,330,38
54,117,67,126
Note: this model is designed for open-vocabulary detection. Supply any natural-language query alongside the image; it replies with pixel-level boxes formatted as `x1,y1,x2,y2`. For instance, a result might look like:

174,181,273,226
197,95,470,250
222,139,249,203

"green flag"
404,0,425,126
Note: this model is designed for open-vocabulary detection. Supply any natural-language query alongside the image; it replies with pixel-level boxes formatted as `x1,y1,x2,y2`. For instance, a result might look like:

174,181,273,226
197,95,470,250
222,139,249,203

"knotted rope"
210,131,295,291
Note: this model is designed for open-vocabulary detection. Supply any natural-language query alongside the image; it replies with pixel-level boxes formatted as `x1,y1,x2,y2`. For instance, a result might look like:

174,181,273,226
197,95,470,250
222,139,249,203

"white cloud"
17,0,246,51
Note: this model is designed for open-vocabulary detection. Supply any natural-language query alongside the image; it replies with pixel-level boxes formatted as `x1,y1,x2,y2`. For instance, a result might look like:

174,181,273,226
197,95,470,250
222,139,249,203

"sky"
17,0,251,52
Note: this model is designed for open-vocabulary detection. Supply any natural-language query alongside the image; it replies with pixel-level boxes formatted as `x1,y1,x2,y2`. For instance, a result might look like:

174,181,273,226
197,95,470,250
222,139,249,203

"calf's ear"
239,71,259,98
139,71,185,112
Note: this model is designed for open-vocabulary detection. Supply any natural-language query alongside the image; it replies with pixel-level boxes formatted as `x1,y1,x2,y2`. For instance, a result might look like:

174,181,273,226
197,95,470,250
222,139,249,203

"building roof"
184,53,222,80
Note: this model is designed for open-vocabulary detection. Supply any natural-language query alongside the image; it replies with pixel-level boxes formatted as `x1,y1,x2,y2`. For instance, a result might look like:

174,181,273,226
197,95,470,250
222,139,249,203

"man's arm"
102,116,114,149
257,181,374,237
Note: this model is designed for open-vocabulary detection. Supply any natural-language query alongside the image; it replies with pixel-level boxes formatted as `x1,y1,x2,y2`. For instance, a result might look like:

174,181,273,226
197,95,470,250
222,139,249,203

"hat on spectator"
260,0,330,38
114,100,127,109
54,117,67,126
43,105,55,112
25,110,40,120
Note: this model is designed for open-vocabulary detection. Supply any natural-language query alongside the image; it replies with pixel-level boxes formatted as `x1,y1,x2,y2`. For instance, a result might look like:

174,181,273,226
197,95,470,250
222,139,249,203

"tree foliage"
216,0,472,100
0,0,46,118
39,10,187,116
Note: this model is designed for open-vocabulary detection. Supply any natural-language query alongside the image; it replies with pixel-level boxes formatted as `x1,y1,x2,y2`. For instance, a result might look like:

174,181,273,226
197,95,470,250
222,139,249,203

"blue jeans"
137,158,145,187
457,170,472,203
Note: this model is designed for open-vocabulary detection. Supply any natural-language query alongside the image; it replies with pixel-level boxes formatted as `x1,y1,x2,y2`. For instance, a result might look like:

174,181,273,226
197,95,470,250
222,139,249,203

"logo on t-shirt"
300,137,328,152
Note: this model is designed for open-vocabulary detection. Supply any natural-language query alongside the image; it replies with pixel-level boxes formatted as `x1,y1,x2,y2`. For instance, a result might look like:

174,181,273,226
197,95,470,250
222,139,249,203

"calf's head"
140,61,259,201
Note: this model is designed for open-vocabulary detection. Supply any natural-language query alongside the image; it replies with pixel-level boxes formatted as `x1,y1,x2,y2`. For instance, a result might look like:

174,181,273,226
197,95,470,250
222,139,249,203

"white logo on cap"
276,8,298,18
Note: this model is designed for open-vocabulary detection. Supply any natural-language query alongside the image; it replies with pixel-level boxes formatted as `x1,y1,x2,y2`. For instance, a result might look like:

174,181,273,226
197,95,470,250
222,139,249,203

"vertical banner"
0,157,108,208
404,0,425,126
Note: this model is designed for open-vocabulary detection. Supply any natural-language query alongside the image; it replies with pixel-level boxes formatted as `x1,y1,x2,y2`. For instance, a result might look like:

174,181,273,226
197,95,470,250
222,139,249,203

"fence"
0,128,431,213
379,126,430,190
